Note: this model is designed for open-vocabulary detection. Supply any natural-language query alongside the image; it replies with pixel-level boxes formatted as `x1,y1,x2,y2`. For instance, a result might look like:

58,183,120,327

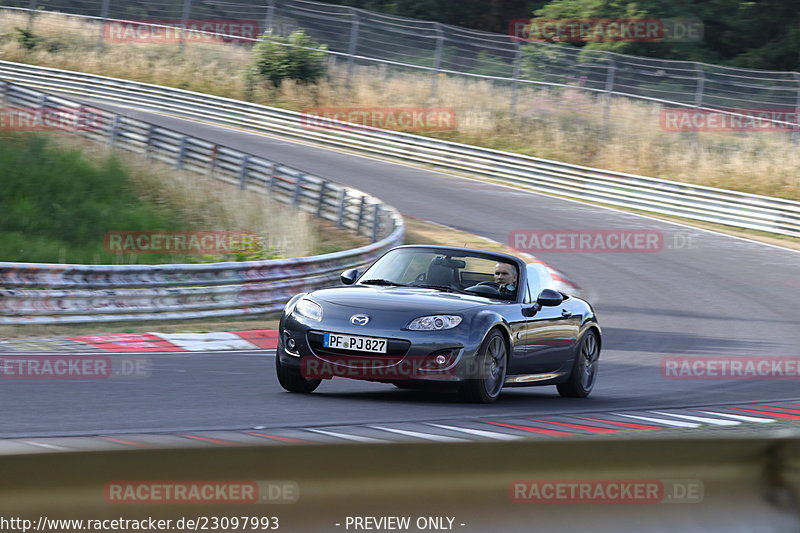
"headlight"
406,315,462,330
294,298,322,321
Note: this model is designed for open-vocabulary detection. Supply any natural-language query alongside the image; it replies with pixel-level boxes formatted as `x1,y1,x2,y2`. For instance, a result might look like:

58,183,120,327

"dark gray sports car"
276,245,601,403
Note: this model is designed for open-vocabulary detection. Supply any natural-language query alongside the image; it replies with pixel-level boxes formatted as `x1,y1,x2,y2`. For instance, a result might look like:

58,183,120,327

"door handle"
561,309,571,317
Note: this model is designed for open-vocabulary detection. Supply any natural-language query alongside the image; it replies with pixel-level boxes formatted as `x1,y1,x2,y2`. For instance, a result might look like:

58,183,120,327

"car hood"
309,285,493,312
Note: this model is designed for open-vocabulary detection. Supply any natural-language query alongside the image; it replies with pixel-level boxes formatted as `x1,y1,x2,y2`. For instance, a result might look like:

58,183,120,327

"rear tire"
557,330,599,398
460,330,507,403
276,353,321,393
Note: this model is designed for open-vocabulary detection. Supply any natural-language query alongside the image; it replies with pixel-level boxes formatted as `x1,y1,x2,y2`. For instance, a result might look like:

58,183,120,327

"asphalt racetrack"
2,105,799,438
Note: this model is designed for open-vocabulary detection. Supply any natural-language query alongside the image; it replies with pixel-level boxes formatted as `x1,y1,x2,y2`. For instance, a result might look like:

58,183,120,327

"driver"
493,262,518,297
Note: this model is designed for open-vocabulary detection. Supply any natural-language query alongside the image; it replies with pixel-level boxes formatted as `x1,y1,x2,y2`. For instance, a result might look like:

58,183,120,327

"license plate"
323,333,387,353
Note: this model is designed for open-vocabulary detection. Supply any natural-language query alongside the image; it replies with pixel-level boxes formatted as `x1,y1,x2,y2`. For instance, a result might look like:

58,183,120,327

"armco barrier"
1,60,798,238
1,435,798,531
0,80,404,324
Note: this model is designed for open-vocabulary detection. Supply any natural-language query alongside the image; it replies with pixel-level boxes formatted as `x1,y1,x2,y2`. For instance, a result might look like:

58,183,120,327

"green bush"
248,30,328,88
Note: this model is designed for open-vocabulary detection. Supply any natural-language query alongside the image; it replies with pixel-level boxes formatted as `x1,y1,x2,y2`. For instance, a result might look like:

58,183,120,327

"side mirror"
341,268,359,285
536,288,563,307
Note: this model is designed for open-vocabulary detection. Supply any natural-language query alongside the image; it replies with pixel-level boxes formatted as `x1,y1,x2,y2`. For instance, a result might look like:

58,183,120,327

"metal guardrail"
2,435,799,531
1,60,798,239
0,79,405,324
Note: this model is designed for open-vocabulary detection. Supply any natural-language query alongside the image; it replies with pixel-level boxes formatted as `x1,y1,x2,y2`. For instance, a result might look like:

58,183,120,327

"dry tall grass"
2,10,797,201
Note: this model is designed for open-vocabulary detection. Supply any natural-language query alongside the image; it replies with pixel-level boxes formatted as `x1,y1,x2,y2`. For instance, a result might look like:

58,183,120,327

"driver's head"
494,262,517,286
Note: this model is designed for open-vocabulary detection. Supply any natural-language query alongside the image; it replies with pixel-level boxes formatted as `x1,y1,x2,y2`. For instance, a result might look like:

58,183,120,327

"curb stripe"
694,411,775,423
482,421,574,437
371,426,467,442
650,412,740,426
575,417,663,430
21,441,70,450
99,436,153,448
529,419,618,433
183,435,239,446
755,405,800,414
426,423,523,441
307,429,388,443
247,432,309,444
729,408,800,420
614,414,700,428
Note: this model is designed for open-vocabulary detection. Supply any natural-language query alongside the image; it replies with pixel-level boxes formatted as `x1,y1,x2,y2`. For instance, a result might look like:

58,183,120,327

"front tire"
557,330,600,398
461,330,507,403
276,353,321,393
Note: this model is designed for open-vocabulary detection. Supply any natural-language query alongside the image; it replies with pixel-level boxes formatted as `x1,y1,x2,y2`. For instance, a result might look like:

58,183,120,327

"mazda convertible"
275,245,601,403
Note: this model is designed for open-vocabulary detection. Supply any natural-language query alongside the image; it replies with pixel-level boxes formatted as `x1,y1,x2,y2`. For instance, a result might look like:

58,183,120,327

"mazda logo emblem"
350,314,370,325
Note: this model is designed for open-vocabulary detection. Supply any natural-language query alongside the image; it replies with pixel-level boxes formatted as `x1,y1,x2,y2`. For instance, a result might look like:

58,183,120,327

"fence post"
509,41,522,116
292,174,305,208
793,73,800,145
430,23,444,98
346,8,360,88
208,144,218,176
691,64,705,148
336,189,348,228
108,114,120,146
26,0,36,31
317,181,328,218
238,155,250,189
145,125,155,158
96,0,110,52
175,135,188,169
356,195,367,235
268,163,277,192
602,52,616,135
179,0,193,52
263,0,275,36
0,80,8,107
371,204,381,242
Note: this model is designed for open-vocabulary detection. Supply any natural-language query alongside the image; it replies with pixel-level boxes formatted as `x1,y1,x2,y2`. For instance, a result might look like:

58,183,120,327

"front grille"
307,330,411,363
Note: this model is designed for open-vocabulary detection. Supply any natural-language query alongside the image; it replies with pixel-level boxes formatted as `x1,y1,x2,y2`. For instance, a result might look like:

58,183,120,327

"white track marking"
370,426,468,442
307,429,388,443
650,411,740,426
614,414,700,428
426,423,523,440
696,411,776,423
21,441,70,450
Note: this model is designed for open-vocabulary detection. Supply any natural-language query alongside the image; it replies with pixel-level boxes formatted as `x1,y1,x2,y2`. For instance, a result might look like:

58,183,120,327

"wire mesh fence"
1,0,799,129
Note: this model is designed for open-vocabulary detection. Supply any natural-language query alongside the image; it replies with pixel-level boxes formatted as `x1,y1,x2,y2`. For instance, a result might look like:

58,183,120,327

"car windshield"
359,248,519,300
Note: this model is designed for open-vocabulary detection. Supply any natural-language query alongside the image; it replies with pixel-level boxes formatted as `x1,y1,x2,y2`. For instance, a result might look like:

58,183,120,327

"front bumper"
279,313,473,383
